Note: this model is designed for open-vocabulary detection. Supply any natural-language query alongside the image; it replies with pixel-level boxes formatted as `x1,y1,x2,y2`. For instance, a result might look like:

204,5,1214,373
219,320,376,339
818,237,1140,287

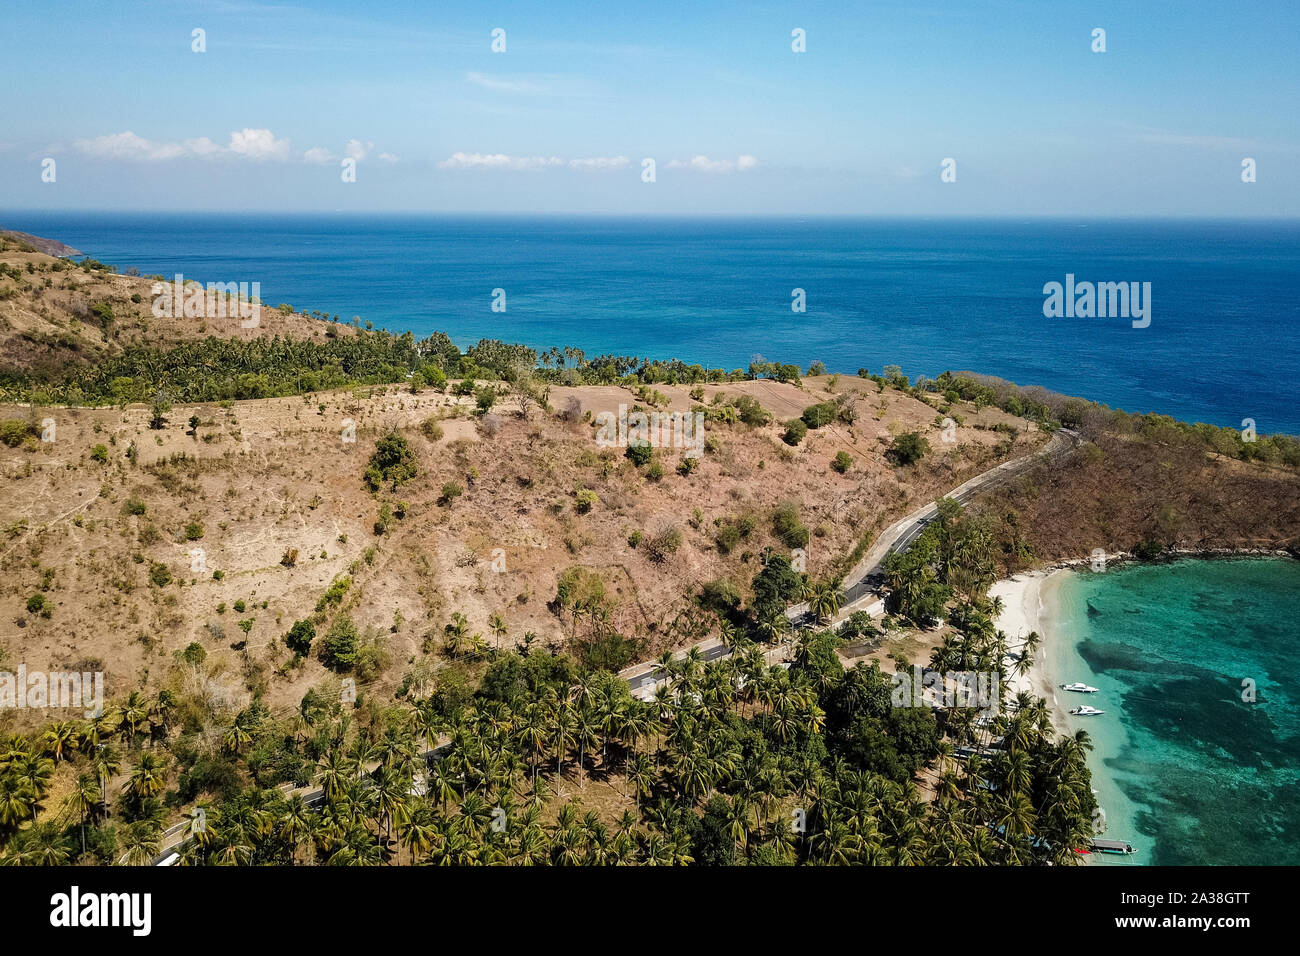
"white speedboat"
1070,705,1105,716
1061,681,1099,694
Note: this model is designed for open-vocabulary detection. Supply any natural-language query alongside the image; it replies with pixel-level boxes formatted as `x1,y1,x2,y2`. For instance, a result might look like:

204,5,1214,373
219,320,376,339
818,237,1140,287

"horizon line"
5,210,1300,222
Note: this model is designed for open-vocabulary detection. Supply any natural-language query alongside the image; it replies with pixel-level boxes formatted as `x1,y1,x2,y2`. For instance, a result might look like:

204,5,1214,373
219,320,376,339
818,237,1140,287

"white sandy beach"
991,562,1153,862
991,567,1074,731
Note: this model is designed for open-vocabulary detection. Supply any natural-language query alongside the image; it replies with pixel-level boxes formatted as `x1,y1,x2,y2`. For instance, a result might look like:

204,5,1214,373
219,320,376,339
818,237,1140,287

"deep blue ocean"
5,212,1298,433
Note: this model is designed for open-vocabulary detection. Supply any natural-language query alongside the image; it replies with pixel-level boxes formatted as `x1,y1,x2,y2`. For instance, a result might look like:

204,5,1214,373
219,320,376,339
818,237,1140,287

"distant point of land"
0,228,83,257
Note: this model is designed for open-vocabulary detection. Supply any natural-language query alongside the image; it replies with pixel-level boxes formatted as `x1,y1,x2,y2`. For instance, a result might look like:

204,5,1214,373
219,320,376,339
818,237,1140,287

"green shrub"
699,577,742,613
0,420,36,447
801,402,838,429
285,619,316,655
832,451,853,474
643,525,683,563
625,442,653,466
734,395,772,426
320,615,360,671
782,419,807,446
772,503,810,549
364,432,419,492
887,432,930,465
715,523,742,555
316,575,351,611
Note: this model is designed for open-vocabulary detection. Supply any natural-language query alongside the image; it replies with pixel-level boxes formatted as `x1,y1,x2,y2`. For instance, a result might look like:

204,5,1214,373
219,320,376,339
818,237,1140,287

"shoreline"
991,567,1073,734
990,549,1299,731
988,552,1300,867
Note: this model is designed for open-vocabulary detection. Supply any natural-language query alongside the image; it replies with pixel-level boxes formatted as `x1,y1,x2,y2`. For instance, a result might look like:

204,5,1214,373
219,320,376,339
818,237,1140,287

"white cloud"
228,128,291,161
75,129,290,162
466,71,547,94
74,131,187,161
439,152,630,171
184,137,222,157
438,152,565,170
666,154,759,173
567,155,629,170
344,139,373,161
72,129,395,166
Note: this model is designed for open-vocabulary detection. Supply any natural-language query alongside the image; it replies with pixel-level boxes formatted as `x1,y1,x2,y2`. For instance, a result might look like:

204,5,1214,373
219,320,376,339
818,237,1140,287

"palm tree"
41,721,80,764
148,690,177,745
627,753,656,812
222,712,254,755
572,706,599,787
13,752,54,823
119,822,160,865
92,745,121,817
277,794,312,864
550,702,576,780
62,773,102,855
120,691,150,747
316,747,353,802
19,823,74,865
0,775,34,831
443,612,471,657
399,802,437,864
756,610,791,646
488,612,508,651
807,579,845,625
123,752,167,801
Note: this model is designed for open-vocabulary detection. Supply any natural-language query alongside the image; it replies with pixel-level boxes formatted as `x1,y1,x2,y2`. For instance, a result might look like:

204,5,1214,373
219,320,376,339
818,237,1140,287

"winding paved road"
621,427,1080,695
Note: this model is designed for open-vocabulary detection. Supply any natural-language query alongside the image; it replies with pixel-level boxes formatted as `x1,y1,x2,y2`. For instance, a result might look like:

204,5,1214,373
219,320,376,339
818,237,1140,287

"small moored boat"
1061,681,1099,693
1070,705,1105,716
1088,839,1136,855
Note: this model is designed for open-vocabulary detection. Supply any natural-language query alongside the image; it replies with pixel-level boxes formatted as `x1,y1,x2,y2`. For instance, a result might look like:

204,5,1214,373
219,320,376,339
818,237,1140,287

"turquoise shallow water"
1048,558,1300,865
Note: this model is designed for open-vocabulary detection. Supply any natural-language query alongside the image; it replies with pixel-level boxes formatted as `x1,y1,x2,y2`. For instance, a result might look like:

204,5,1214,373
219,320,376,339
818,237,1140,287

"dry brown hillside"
0,236,351,377
0,375,1042,728
973,430,1300,570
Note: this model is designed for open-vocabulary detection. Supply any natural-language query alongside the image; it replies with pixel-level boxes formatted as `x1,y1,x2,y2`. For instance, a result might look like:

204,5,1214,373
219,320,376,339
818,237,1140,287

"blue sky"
1,0,1297,215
